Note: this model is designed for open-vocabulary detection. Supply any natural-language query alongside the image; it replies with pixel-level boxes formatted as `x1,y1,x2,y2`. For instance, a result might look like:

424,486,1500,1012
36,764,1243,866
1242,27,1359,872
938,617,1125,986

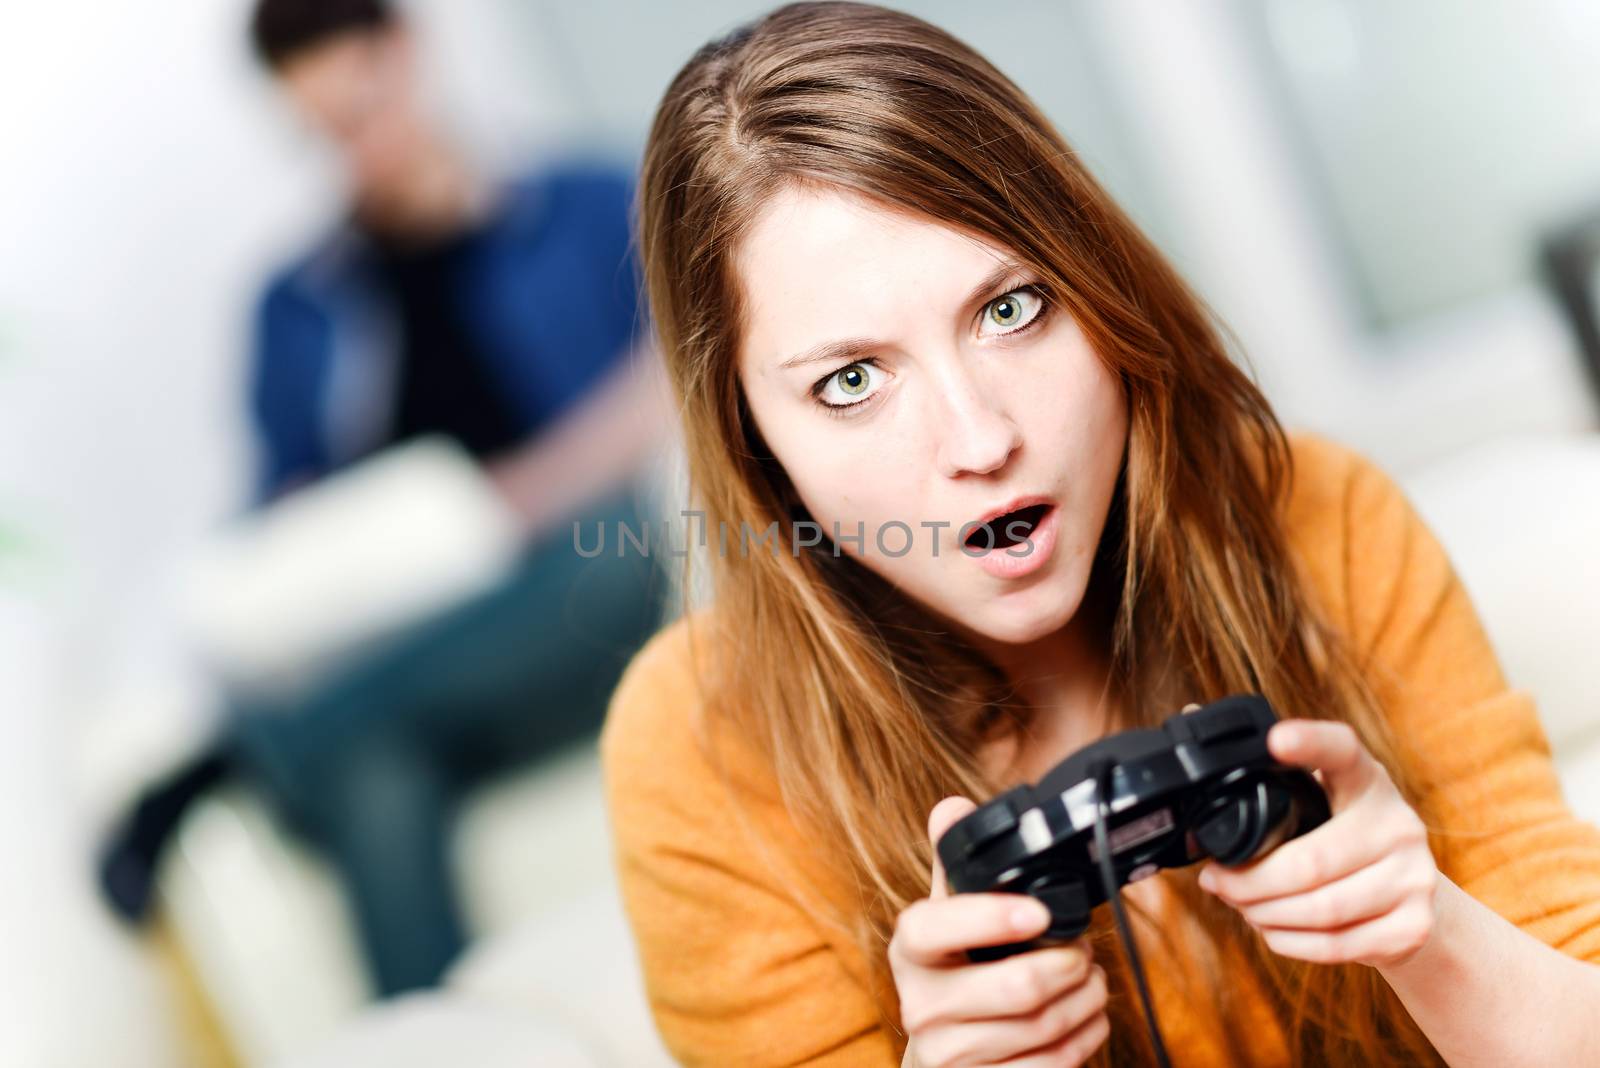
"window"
1244,0,1600,327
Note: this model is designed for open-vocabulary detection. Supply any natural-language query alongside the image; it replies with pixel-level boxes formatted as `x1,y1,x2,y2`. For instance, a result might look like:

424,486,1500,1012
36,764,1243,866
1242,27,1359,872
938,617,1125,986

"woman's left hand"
1197,719,1441,969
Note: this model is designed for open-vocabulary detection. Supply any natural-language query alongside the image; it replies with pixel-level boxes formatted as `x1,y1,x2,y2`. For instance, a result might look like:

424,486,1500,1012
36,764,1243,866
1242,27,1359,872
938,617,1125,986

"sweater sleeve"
600,621,899,1067
1293,436,1600,963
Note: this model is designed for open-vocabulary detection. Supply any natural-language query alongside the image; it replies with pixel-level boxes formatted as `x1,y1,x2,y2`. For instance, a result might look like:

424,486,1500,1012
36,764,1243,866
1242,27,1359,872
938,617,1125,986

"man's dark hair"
250,0,395,69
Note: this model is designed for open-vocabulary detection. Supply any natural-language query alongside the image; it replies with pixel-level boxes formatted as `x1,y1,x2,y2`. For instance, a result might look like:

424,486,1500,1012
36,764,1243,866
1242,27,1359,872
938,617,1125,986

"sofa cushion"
1403,434,1600,758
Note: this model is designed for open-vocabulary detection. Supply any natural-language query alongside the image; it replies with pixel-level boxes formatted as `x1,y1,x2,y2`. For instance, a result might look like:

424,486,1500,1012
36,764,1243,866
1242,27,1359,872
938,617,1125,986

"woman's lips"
965,501,1060,580
965,494,1056,534
963,502,1052,550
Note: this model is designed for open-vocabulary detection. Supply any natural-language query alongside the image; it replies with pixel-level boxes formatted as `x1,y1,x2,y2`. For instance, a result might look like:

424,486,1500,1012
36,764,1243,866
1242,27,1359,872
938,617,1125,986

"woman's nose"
933,370,1022,478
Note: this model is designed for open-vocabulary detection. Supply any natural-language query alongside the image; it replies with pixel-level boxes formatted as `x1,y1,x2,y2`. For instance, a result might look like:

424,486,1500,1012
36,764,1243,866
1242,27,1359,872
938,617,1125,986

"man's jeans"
230,483,667,995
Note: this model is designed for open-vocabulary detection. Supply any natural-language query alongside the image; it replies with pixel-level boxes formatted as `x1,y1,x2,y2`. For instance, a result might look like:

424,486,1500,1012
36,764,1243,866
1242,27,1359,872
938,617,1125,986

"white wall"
0,2,318,1060
0,1,547,1063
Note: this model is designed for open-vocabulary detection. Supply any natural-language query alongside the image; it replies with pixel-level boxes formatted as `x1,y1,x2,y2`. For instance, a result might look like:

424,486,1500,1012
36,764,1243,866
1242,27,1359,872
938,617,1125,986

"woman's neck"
970,614,1122,785
978,618,1105,712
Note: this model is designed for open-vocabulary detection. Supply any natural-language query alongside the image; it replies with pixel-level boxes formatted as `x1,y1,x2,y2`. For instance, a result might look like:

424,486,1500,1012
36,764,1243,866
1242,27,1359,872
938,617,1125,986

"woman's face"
736,185,1128,646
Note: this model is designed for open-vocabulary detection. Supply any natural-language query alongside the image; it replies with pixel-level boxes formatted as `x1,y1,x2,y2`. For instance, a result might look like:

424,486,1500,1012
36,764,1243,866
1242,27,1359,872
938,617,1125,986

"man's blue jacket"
249,163,642,502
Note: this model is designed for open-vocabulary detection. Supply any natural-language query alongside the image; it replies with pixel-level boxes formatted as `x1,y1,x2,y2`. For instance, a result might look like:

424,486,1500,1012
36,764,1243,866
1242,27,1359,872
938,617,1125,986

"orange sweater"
600,433,1600,1066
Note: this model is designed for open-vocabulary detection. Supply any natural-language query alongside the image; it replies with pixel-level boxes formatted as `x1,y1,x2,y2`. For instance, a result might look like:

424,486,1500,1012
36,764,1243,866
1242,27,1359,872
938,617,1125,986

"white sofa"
160,745,674,1068
1402,434,1600,818
157,432,1600,1067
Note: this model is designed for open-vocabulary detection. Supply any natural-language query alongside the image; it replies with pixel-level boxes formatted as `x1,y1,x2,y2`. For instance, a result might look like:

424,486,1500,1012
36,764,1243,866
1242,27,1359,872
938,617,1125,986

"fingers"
928,796,978,901
1267,720,1375,806
911,963,1108,1068
1200,791,1425,905
992,1013,1111,1068
1258,899,1437,967
1199,815,1379,904
903,943,1094,1027
894,894,1051,966
1229,851,1422,930
903,797,1107,1067
1197,723,1441,970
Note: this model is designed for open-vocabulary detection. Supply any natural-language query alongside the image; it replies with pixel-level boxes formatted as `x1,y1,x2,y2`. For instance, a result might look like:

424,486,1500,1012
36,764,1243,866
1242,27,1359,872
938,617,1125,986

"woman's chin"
968,614,1065,648
948,590,1083,649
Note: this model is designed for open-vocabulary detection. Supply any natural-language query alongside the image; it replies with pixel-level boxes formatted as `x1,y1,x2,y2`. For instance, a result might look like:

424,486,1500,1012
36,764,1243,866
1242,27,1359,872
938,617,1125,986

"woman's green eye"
815,361,883,410
981,288,1044,335
990,296,1022,326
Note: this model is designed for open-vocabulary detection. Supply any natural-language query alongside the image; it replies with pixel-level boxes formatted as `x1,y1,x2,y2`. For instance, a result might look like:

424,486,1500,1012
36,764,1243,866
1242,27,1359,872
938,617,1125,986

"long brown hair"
637,3,1446,1064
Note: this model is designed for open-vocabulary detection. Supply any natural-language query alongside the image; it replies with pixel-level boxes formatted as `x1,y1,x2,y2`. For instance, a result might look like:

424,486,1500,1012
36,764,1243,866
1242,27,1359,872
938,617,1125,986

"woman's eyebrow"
778,337,878,371
962,260,1029,309
775,261,1030,372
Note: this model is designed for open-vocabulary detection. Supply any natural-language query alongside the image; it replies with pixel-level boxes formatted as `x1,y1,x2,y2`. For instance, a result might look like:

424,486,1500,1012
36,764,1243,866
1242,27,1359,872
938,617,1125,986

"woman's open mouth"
964,502,1053,551
961,498,1061,580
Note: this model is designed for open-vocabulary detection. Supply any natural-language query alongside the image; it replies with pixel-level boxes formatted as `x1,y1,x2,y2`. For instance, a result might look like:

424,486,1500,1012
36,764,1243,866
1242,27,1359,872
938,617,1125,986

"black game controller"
937,694,1329,961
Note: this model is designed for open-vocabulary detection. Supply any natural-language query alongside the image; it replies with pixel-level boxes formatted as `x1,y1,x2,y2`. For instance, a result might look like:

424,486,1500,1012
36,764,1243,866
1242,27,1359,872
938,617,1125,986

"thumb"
1267,720,1373,811
927,796,978,900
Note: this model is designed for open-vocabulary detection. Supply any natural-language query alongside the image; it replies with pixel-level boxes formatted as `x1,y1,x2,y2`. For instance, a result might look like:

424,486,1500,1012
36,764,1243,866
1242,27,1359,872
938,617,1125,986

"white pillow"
180,437,520,697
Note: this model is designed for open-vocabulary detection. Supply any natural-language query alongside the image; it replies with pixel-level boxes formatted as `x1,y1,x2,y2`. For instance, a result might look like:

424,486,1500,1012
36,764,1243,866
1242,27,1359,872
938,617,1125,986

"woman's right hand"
892,797,1110,1068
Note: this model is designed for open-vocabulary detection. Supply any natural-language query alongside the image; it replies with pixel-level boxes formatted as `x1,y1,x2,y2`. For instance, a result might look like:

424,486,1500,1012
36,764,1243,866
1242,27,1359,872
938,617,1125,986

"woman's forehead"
735,185,1023,374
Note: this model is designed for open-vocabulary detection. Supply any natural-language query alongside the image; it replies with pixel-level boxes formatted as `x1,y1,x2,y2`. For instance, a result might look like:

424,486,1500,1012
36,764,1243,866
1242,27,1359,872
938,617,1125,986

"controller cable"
1091,758,1173,1068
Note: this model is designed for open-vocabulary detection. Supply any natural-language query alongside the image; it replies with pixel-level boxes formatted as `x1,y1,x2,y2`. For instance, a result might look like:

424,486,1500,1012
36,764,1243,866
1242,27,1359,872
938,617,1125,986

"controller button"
1127,862,1160,883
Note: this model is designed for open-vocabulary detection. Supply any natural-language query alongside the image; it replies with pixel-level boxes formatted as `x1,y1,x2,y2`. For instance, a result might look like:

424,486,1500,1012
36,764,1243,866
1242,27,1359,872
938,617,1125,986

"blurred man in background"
102,0,670,996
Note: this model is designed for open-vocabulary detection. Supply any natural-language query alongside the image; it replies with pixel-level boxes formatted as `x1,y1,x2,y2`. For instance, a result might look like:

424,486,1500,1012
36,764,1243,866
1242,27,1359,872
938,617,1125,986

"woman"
602,4,1600,1065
